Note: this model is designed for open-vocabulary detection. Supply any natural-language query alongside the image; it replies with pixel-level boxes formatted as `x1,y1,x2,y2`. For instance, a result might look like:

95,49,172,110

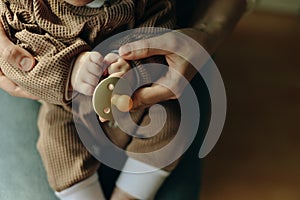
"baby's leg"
37,101,105,200
111,100,181,200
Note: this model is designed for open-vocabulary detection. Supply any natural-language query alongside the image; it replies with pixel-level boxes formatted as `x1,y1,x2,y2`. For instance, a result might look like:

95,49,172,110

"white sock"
55,173,106,200
116,158,170,200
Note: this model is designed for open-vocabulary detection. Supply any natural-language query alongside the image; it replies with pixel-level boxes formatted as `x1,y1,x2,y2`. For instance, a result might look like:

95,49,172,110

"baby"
0,0,181,199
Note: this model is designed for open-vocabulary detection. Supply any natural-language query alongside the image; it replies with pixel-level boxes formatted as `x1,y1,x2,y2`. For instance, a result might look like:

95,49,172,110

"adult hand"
0,22,37,99
118,28,212,110
117,0,247,111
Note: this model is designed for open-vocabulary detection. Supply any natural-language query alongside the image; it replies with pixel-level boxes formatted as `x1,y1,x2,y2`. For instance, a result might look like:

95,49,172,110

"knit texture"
0,0,179,191
0,0,176,104
37,101,101,191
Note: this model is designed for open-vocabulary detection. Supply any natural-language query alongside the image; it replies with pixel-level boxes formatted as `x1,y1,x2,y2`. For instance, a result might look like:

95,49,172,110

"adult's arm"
0,22,37,99
119,0,248,110
0,0,92,105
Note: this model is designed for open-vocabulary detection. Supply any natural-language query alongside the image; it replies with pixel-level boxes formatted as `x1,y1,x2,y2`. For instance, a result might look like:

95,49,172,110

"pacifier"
92,76,133,121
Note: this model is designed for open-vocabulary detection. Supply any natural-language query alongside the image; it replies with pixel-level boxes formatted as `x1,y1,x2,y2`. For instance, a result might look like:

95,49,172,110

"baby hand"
71,51,104,96
104,52,134,113
103,52,131,78
98,52,133,122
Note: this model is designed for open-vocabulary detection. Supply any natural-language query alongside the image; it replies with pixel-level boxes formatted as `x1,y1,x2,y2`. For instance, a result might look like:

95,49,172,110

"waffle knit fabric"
0,0,182,192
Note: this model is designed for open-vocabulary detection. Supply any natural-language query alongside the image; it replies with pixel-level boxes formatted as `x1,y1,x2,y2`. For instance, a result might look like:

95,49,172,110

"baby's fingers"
103,52,119,65
87,52,104,76
75,82,95,96
104,53,130,75
86,61,103,77
108,61,130,75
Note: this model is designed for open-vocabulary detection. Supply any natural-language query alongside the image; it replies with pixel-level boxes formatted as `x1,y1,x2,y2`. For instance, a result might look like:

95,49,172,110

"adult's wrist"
175,28,218,55
187,0,248,54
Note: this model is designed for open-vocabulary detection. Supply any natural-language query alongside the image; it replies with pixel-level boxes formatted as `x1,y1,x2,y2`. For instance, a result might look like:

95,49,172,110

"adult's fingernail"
20,57,33,71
